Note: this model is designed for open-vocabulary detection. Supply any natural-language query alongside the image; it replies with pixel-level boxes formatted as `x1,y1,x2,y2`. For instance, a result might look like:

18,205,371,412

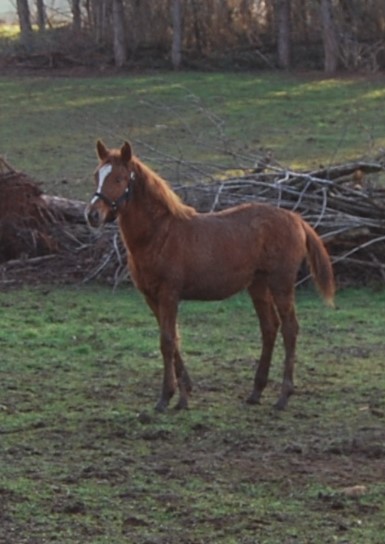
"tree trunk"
190,0,203,54
276,0,291,69
171,0,183,69
72,0,82,35
320,0,339,74
93,0,108,44
112,0,127,67
36,0,46,32
16,0,33,49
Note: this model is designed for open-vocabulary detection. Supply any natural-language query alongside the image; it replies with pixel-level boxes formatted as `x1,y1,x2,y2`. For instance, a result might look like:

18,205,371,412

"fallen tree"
1,156,385,287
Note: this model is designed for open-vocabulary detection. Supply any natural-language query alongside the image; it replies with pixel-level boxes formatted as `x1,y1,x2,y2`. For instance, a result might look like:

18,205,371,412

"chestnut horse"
86,140,335,412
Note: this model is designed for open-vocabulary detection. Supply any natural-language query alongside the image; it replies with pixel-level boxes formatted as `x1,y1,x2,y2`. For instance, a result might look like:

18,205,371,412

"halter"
93,170,135,211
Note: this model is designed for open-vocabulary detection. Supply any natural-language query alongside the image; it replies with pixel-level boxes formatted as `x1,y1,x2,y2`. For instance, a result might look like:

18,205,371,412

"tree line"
14,0,385,72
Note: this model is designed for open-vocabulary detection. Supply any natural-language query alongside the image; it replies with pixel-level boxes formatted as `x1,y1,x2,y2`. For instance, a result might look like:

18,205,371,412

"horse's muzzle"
85,203,117,228
85,204,102,228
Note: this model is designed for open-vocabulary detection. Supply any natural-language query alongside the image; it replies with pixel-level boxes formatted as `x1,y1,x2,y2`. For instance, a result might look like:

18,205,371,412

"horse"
85,140,335,412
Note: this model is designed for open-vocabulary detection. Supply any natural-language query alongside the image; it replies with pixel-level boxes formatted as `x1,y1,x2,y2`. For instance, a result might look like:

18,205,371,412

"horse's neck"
118,198,171,254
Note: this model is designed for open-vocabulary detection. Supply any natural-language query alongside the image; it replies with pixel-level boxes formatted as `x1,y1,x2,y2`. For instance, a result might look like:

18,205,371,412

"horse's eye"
115,178,122,184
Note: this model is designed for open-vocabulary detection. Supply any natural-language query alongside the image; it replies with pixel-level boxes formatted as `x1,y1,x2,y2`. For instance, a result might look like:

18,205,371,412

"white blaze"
91,164,112,204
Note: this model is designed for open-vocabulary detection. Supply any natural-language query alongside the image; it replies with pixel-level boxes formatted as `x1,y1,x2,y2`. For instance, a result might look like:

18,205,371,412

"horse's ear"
96,140,109,161
121,141,132,164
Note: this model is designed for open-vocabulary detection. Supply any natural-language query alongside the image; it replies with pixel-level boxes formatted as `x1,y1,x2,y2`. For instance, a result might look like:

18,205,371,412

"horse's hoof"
274,398,287,410
155,400,168,412
246,393,261,405
174,398,189,410
184,380,193,394
181,373,193,394
137,411,153,424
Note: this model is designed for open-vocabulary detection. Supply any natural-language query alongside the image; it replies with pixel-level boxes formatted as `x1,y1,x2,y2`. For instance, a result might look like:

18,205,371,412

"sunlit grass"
1,72,385,199
0,24,20,40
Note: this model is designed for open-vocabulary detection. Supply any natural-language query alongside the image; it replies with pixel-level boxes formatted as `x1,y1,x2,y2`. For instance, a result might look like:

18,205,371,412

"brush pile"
0,158,59,262
1,155,385,287
177,158,385,286
0,158,114,286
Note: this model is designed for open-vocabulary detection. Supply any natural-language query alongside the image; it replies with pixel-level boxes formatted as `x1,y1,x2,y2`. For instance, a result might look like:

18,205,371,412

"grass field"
1,70,385,542
1,285,385,543
1,71,385,200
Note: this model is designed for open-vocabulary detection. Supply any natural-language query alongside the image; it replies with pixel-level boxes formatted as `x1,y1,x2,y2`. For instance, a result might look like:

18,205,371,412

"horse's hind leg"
247,279,280,405
271,287,299,410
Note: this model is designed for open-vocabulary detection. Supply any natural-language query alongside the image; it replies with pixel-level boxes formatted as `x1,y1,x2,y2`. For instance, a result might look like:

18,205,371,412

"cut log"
42,195,88,223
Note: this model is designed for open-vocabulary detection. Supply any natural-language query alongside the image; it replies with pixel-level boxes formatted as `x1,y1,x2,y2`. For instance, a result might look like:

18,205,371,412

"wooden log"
42,195,88,223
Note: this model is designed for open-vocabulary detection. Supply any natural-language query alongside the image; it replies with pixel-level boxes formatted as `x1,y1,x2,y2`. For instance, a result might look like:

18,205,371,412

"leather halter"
93,170,135,211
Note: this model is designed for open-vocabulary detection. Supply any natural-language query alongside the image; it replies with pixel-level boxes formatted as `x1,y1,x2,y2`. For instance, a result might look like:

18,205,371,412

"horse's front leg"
157,328,192,412
173,328,193,410
155,328,177,412
146,295,191,412
154,298,180,412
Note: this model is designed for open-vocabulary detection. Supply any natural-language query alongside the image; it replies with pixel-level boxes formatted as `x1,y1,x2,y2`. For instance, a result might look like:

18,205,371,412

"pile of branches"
177,159,385,285
1,156,385,287
0,158,59,262
0,158,112,286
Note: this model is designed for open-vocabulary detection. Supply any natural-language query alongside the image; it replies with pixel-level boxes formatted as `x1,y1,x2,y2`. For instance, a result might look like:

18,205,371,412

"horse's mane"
132,156,196,219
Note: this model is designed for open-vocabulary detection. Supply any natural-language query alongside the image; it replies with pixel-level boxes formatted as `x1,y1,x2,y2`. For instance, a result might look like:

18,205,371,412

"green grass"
1,285,385,543
1,72,385,200
1,70,385,542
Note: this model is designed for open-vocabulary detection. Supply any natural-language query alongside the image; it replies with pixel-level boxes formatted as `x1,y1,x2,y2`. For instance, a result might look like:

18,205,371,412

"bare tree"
112,0,127,67
171,0,183,69
72,0,82,35
92,0,109,44
276,0,291,69
190,0,204,54
36,0,46,32
16,0,33,48
320,0,339,73
11,0,385,71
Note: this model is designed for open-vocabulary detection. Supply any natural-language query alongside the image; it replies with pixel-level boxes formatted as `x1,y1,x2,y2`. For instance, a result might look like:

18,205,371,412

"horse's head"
85,140,135,228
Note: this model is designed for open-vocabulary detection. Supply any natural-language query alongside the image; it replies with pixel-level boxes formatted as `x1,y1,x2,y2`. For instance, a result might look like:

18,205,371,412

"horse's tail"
302,220,335,307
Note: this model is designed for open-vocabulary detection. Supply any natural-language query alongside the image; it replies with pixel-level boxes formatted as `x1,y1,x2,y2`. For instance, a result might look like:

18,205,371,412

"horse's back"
193,202,307,261
168,202,308,300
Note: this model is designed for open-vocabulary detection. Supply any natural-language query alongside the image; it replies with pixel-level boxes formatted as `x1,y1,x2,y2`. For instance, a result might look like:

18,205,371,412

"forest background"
2,0,385,74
